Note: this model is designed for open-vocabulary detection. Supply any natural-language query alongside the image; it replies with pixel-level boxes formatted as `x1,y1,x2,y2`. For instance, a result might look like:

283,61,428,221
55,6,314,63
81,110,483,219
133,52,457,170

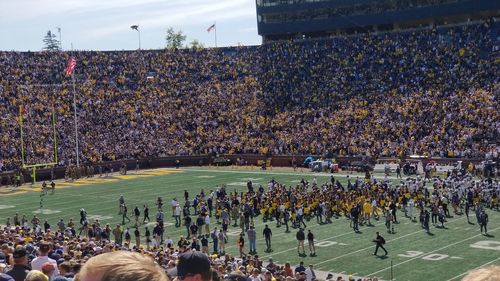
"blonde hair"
75,251,169,281
462,266,500,281
25,270,49,281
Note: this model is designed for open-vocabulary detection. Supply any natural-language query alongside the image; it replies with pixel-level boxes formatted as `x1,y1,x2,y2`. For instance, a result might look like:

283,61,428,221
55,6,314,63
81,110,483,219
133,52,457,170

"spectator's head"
42,262,56,276
168,251,211,281
224,272,247,281
12,247,28,265
59,262,72,276
38,242,51,256
25,270,49,281
75,251,168,281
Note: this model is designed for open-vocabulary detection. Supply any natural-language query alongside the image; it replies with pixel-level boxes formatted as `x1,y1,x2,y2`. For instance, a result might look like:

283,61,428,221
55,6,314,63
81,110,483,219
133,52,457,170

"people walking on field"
122,204,131,225
307,230,316,256
296,228,306,256
263,224,272,252
385,211,394,234
479,210,489,235
247,225,257,254
118,195,125,215
373,232,388,256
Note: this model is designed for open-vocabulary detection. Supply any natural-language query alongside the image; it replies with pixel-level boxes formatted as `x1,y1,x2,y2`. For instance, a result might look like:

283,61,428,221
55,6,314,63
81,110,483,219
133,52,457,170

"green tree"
189,39,205,49
43,30,60,51
165,27,186,49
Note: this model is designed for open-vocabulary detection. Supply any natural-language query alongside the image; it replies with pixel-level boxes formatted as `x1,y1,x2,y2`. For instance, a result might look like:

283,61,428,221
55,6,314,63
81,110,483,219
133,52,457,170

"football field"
0,167,498,281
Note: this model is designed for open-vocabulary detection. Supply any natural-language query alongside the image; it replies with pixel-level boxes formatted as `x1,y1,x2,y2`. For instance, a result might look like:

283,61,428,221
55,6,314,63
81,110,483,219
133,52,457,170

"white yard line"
367,226,500,276
314,216,466,266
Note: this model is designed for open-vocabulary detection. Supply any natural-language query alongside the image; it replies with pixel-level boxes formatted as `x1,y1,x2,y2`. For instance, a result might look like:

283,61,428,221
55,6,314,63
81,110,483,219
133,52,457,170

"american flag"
207,23,215,33
65,57,76,76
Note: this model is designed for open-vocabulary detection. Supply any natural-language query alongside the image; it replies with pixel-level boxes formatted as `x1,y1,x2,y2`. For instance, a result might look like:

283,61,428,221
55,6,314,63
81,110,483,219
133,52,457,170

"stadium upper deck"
0,21,498,171
256,0,500,41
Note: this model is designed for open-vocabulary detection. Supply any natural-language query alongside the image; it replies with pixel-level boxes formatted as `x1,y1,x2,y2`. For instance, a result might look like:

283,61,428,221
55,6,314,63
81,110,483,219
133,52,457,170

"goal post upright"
17,84,60,185
19,104,26,168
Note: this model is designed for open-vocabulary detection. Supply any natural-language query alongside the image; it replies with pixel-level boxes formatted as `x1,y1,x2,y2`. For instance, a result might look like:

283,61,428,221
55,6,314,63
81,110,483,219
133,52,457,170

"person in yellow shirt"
363,200,373,226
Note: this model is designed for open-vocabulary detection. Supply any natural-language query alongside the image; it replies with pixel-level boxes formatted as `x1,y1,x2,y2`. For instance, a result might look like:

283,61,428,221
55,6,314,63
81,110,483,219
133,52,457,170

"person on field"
307,230,316,256
296,228,306,256
373,232,388,256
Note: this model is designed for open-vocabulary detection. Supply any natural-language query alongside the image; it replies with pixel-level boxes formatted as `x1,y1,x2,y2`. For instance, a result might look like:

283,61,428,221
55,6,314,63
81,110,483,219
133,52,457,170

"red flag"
207,23,215,33
65,57,77,76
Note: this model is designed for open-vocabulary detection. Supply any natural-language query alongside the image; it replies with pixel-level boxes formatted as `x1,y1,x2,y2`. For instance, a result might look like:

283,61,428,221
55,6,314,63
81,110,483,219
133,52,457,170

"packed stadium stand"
0,20,499,172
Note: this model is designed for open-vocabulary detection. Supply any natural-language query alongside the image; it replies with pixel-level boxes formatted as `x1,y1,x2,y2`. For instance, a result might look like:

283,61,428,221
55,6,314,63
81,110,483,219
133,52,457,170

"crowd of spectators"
0,20,498,172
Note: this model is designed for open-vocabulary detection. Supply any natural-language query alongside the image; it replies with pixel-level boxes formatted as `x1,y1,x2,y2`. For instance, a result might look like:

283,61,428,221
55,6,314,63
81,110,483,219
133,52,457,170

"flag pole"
52,95,58,164
138,27,141,50
68,53,80,168
214,21,217,48
72,73,80,168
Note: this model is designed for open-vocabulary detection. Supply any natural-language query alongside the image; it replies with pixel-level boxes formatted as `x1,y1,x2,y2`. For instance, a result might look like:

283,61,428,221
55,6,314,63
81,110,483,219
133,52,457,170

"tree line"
43,27,204,51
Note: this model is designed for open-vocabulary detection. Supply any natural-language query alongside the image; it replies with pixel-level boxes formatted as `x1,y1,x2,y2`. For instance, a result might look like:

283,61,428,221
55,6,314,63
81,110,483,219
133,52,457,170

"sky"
0,0,261,51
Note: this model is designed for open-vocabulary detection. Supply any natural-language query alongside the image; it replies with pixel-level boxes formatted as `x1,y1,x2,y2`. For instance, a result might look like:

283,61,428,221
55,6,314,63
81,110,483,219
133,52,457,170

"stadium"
0,0,499,281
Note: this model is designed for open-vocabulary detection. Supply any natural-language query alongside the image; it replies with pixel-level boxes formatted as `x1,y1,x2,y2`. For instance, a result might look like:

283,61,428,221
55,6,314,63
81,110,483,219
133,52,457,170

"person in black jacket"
6,248,30,281
184,215,192,239
373,232,388,256
307,230,316,256
479,210,489,235
263,224,272,252
296,228,306,256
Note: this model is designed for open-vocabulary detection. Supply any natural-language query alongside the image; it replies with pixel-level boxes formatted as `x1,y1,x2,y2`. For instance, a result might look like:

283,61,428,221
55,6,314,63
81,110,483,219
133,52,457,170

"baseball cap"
13,248,27,259
168,251,211,279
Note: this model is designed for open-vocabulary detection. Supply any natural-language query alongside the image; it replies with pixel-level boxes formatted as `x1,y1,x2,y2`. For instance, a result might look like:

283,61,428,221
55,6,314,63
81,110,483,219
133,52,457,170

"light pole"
56,26,62,50
130,25,141,49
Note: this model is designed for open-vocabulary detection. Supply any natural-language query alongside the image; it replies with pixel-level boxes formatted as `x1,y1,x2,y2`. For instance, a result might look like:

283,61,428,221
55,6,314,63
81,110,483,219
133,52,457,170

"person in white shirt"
249,268,263,281
171,198,178,217
204,214,211,235
304,264,316,281
164,236,174,248
174,205,182,227
407,198,415,221
31,242,59,277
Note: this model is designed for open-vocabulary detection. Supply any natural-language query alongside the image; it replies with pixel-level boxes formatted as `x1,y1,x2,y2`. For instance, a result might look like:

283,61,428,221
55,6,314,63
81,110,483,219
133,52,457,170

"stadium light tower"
130,25,141,50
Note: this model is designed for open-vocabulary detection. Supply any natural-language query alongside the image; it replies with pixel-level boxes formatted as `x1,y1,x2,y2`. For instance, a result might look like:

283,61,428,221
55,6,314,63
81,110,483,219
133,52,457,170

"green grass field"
0,167,499,281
